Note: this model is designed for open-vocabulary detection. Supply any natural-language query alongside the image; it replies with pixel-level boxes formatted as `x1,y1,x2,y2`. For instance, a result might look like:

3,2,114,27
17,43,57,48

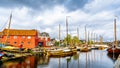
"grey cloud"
0,0,91,11
64,0,91,11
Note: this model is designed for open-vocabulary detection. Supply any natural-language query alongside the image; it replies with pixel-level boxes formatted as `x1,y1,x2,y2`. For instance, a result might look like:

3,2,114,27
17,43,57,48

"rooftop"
0,29,38,36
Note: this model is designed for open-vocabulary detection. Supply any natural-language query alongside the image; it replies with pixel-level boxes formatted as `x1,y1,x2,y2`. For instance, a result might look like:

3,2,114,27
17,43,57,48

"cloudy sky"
0,0,120,41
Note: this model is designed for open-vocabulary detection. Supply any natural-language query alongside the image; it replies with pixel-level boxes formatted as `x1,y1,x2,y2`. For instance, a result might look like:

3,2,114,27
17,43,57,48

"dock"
114,54,120,68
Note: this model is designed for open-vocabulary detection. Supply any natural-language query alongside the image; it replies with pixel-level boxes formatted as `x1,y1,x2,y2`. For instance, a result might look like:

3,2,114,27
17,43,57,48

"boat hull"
107,48,120,54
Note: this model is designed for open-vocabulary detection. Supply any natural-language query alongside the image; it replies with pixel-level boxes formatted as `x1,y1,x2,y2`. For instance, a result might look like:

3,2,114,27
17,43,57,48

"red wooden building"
0,29,51,48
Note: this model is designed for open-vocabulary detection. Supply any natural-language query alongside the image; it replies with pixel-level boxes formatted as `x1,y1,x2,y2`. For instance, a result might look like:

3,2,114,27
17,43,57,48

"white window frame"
22,36,25,38
14,36,17,39
27,36,31,39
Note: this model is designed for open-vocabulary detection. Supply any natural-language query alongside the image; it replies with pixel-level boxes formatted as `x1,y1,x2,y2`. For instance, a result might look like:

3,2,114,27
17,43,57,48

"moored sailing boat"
107,19,120,54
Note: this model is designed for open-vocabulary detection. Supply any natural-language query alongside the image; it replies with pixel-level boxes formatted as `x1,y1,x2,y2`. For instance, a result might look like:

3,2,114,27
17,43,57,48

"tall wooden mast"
85,25,87,44
59,24,61,46
100,35,103,44
66,16,68,46
87,31,89,44
77,27,79,39
114,19,117,46
5,13,12,44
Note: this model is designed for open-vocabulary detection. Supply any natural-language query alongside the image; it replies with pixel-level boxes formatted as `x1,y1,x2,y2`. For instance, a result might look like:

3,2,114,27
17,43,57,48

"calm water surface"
0,50,118,68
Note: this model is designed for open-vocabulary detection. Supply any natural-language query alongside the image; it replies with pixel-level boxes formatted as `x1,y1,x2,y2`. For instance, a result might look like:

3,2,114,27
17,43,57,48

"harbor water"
0,50,118,68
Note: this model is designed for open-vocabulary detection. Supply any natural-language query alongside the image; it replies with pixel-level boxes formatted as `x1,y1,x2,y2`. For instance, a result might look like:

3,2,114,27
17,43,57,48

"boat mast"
100,35,103,44
87,31,89,45
114,19,117,46
85,25,87,44
94,33,95,46
59,24,61,47
5,13,12,44
90,31,93,45
66,16,68,46
77,27,79,40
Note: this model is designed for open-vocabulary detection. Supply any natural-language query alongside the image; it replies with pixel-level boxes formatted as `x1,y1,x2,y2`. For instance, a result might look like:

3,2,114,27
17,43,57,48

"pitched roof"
2,29,37,36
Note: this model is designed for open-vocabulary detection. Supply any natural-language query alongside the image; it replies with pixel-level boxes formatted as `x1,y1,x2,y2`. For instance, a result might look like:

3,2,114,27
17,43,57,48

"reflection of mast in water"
100,50,103,68
78,53,80,68
66,56,71,68
91,50,94,68
93,33,96,62
88,52,91,68
85,52,88,68
58,57,61,68
112,42,115,60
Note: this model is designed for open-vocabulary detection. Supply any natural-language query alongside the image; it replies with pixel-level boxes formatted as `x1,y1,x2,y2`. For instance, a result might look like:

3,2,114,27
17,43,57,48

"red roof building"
0,29,51,48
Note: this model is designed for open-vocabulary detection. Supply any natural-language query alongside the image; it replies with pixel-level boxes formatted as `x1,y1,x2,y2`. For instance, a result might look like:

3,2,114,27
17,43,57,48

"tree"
72,36,80,46
54,41,59,46
64,34,72,46
64,35,81,46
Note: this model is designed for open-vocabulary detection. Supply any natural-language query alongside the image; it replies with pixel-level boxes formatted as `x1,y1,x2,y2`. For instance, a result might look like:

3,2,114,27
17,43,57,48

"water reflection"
107,53,119,62
0,50,117,68
1,56,36,68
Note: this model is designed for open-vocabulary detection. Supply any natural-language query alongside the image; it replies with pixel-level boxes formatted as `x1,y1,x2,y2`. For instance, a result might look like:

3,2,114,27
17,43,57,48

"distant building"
0,29,51,48
50,38,56,46
38,32,50,47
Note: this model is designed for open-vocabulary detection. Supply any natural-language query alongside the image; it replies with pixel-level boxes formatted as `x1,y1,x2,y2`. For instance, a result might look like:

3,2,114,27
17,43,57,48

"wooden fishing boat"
76,46,80,51
62,48,73,57
108,19,120,54
69,47,77,54
107,47,120,54
80,46,91,52
80,47,89,52
47,49,63,57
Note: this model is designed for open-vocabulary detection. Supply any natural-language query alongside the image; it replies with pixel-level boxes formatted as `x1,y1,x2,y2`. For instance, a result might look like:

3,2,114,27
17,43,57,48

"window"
46,38,48,41
43,34,46,37
22,36,25,38
0,36,2,38
21,42,24,44
7,36,10,38
14,36,17,39
28,42,30,44
7,42,10,44
14,42,17,44
28,36,31,39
